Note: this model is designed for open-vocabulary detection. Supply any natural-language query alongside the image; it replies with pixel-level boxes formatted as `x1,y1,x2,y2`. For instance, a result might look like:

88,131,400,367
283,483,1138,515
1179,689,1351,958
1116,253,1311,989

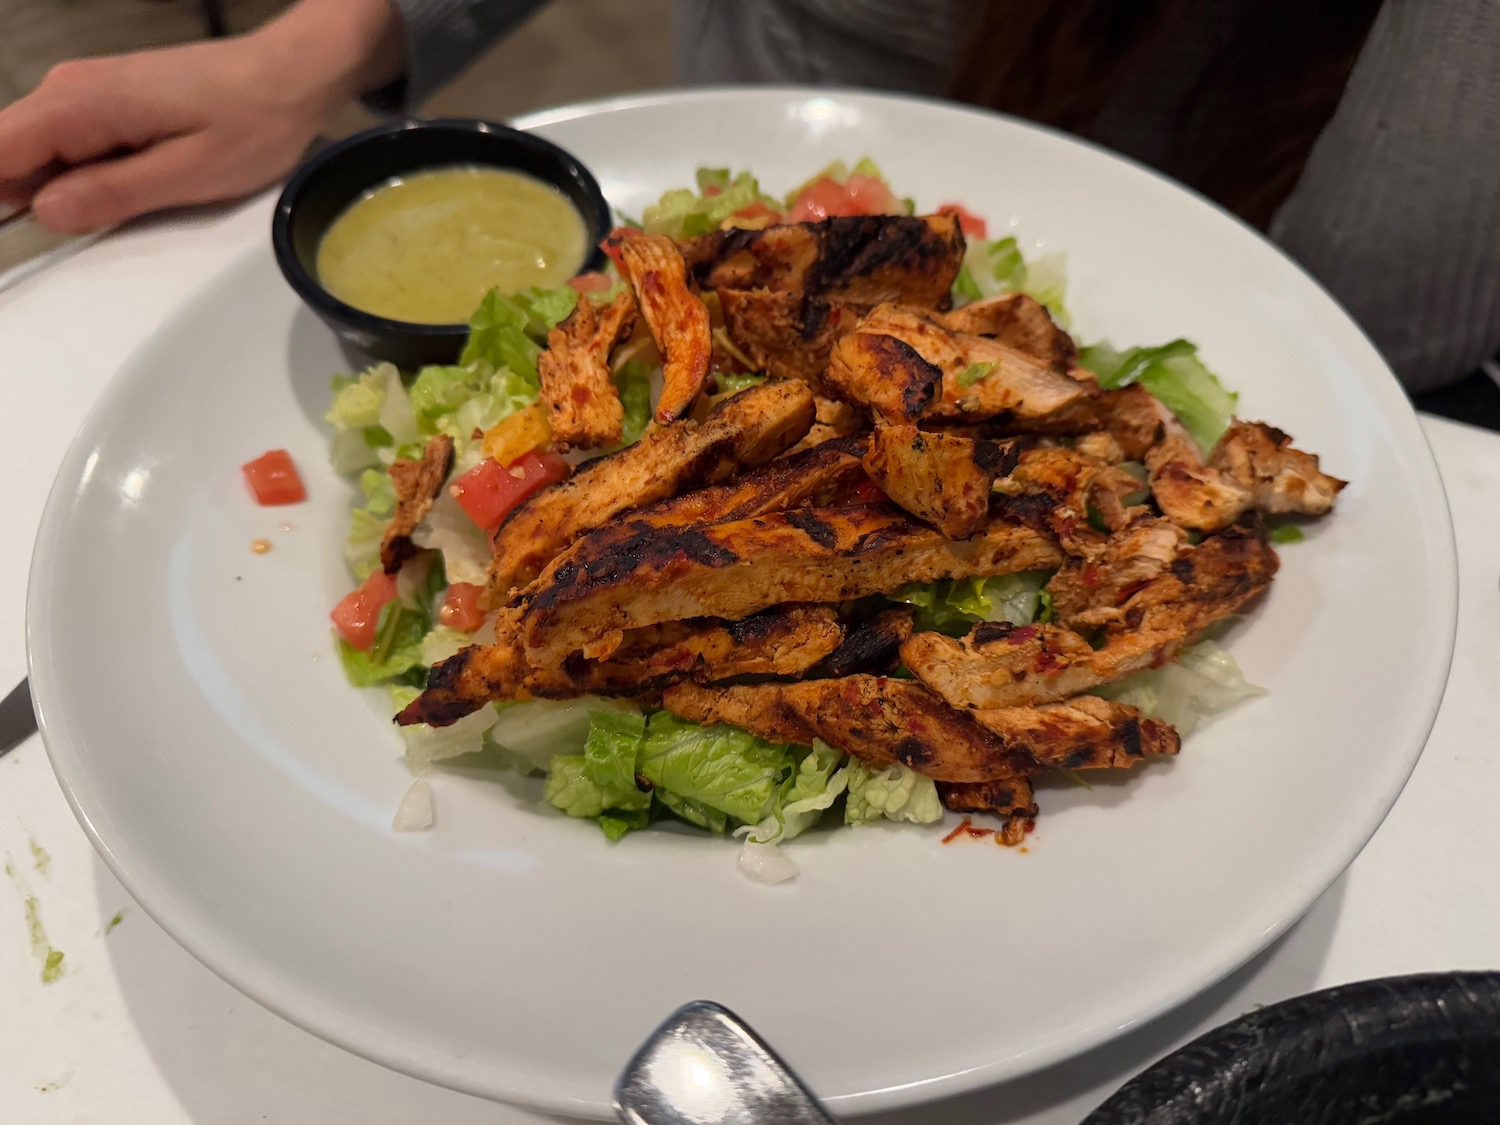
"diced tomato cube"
600,226,646,270
844,172,901,216
331,570,398,651
439,583,487,632
787,177,860,223
242,449,306,505
450,450,570,531
568,271,614,294
938,202,988,238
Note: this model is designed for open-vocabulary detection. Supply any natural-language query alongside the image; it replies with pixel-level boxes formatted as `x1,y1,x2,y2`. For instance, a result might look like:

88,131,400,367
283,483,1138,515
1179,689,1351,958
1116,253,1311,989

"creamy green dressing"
316,165,587,324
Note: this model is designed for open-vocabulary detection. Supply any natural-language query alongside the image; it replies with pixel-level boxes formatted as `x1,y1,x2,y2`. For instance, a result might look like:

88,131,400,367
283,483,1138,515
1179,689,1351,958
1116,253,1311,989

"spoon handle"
615,1000,837,1124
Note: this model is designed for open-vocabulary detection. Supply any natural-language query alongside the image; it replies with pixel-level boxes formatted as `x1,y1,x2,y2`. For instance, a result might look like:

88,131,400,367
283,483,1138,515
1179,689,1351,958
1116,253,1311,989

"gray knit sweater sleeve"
1271,0,1500,393
363,0,552,113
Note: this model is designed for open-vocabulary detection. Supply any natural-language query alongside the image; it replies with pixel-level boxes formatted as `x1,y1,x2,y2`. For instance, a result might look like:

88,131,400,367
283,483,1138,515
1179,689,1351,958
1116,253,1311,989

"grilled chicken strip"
628,434,869,530
484,380,815,605
397,606,532,728
996,445,1150,552
529,604,844,698
938,777,1038,830
937,292,1077,371
862,424,1015,538
537,288,637,448
681,213,965,306
904,519,1277,709
980,383,1162,461
786,396,869,455
662,678,1177,782
617,234,712,424
380,434,454,574
717,289,864,389
825,326,944,424
1209,420,1345,517
398,604,843,725
827,304,1094,425
1145,404,1254,532
1047,517,1188,631
819,606,915,677
522,500,1065,667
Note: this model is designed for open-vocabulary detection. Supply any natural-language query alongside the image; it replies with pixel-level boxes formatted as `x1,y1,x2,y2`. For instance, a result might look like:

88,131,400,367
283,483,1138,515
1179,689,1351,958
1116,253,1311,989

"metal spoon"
615,1001,837,1124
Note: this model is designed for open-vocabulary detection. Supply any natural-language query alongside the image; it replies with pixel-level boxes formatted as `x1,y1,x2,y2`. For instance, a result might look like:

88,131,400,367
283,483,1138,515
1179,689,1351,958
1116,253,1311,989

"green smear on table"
29,838,50,877
6,857,65,984
104,910,126,936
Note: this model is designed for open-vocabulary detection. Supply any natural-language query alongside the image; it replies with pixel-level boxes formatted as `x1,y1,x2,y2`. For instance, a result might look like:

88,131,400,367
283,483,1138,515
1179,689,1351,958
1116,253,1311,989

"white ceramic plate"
28,89,1456,1118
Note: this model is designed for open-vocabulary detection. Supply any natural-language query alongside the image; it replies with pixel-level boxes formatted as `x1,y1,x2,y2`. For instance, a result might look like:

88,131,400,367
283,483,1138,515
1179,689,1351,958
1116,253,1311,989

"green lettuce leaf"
418,624,474,666
391,692,500,773
638,714,792,826
359,468,396,514
1079,339,1237,454
489,697,641,774
613,360,653,446
581,709,651,811
844,759,944,826
739,739,849,844
716,371,767,396
1268,523,1305,545
655,789,730,834
327,369,387,431
643,169,781,240
954,236,1070,325
460,285,577,379
1093,639,1265,736
343,508,390,582
337,600,427,688
890,572,1051,635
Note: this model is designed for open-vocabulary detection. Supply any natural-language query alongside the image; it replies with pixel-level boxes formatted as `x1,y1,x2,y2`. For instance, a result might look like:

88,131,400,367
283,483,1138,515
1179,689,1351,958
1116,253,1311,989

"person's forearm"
252,0,407,108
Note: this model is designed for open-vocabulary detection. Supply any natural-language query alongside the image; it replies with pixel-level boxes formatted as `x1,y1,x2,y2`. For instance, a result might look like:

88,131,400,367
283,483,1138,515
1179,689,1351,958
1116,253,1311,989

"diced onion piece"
737,841,797,885
392,778,433,831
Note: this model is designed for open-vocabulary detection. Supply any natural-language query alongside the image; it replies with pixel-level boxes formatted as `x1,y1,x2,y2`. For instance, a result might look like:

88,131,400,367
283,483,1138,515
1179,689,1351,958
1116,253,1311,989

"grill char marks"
820,607,915,677
662,677,1177,782
483,379,814,606
522,504,1065,667
681,213,965,307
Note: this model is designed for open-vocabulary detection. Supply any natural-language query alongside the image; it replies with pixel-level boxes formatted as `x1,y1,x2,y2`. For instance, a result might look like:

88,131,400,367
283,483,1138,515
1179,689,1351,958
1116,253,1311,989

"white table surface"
1,195,1496,1125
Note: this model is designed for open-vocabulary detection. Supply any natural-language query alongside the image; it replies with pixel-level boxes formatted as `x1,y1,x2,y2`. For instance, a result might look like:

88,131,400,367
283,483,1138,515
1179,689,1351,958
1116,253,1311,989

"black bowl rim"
271,116,613,341
1083,971,1500,1123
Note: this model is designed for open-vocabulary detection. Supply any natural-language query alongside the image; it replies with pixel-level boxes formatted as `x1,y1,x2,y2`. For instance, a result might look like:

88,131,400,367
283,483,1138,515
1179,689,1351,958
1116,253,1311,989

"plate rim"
26,86,1459,1118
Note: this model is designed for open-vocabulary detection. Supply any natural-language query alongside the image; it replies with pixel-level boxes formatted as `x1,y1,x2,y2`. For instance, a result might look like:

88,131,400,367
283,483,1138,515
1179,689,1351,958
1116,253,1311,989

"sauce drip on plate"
316,166,587,324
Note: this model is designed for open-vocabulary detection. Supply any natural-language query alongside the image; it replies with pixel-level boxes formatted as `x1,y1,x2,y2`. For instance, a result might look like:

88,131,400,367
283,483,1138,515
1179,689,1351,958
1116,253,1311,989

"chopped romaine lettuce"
389,691,499,773
328,368,388,431
410,491,491,587
844,760,944,826
644,169,781,239
1269,523,1305,545
738,739,849,844
489,697,640,774
418,624,474,666
1094,640,1265,736
461,285,577,378
891,572,1051,635
637,714,792,826
544,756,615,818
716,371,767,396
360,468,396,514
955,236,1070,325
1080,339,1236,454
613,360,653,446
343,508,389,582
582,709,651,811
337,600,427,688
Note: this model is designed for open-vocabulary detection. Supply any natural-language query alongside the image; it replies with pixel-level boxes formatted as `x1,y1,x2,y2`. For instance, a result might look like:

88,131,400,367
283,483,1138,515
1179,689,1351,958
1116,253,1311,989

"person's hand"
0,0,404,234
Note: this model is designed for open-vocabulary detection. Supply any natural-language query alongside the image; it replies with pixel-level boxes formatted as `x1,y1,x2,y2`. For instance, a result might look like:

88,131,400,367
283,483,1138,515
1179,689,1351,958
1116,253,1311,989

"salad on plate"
320,160,1345,878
